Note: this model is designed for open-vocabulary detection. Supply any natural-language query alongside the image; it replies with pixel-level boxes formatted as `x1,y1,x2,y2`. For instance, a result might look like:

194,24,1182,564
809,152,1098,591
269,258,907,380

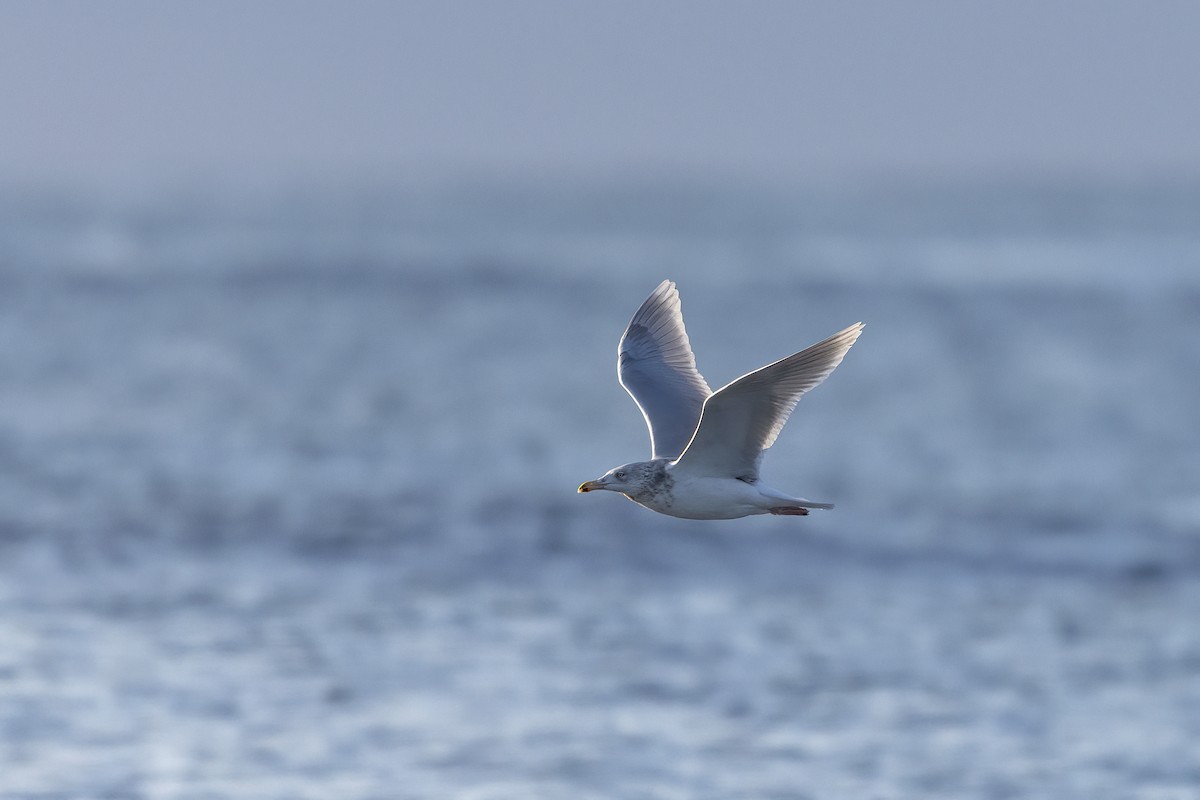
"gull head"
578,460,662,498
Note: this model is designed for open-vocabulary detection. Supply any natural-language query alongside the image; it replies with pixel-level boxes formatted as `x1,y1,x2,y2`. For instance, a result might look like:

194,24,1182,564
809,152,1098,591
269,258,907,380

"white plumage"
579,280,863,520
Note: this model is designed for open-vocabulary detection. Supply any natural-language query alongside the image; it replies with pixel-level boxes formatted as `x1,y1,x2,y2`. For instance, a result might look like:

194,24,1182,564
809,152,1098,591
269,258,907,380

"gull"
578,280,863,520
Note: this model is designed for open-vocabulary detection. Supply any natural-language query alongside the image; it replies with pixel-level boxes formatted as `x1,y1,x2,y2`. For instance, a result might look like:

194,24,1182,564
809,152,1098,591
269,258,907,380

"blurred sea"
1,177,1199,799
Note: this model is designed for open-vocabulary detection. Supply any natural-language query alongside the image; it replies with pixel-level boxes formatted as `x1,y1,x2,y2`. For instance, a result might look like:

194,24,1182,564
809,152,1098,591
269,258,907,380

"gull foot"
769,506,810,516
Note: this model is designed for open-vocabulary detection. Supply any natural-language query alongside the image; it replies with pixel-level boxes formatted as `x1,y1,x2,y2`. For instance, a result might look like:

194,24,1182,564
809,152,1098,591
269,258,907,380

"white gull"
578,280,863,520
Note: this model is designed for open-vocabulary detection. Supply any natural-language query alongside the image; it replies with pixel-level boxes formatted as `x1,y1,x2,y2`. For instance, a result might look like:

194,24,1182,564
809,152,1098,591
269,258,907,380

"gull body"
578,281,862,520
582,458,829,520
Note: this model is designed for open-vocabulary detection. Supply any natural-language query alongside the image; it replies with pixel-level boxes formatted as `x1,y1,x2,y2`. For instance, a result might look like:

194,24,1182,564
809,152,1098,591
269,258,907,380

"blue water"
1,178,1199,798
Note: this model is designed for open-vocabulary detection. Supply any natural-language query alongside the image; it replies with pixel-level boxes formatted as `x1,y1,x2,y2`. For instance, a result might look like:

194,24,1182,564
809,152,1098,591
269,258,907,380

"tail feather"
768,499,834,516
759,485,835,512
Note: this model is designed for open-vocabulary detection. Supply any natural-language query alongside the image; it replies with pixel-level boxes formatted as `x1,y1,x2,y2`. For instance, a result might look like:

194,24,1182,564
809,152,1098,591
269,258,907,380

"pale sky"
2,1,1198,188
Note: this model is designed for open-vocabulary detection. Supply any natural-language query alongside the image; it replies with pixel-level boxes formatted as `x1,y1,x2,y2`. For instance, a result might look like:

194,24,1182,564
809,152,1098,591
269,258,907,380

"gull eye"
614,470,626,480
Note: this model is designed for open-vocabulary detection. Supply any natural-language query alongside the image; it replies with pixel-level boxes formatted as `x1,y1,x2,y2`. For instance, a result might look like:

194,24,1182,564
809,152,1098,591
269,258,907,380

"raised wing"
618,280,712,460
673,322,863,480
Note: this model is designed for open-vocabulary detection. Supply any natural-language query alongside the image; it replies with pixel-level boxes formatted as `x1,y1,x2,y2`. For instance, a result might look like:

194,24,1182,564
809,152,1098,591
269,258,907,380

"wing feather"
673,322,864,479
618,280,712,459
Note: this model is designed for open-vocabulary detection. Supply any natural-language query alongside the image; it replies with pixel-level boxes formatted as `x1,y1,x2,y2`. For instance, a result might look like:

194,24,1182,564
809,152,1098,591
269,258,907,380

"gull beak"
578,479,605,493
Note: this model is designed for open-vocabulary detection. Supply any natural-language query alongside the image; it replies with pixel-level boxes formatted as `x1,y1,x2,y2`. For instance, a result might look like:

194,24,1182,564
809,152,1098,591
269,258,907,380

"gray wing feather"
673,322,864,479
618,280,712,460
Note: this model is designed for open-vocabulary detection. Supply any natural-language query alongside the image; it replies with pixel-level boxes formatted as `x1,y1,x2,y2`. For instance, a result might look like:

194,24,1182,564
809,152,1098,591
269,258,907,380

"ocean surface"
1,177,1199,798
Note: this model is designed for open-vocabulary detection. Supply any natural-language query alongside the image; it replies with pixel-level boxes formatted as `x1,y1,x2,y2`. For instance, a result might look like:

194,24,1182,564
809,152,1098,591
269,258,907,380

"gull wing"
618,280,713,460
673,322,864,480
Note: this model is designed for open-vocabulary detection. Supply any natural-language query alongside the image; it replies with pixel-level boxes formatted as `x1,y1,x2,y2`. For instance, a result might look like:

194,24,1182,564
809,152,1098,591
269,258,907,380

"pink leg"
769,506,810,516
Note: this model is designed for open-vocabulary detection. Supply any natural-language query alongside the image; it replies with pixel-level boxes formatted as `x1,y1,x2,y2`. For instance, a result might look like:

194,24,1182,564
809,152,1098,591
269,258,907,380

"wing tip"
652,279,678,312
826,321,865,351
647,279,676,306
625,279,685,340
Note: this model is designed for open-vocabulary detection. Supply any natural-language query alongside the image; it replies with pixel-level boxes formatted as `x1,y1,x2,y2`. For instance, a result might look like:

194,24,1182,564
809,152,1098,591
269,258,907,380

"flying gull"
578,280,863,519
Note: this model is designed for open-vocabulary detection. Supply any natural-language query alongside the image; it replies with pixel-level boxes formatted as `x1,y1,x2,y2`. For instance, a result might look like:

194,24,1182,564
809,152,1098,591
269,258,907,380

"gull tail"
769,501,833,516
770,500,834,513
760,486,835,515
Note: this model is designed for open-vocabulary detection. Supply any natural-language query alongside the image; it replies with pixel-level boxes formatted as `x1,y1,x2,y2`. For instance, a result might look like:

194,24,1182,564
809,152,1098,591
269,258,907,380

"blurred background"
2,2,1199,798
